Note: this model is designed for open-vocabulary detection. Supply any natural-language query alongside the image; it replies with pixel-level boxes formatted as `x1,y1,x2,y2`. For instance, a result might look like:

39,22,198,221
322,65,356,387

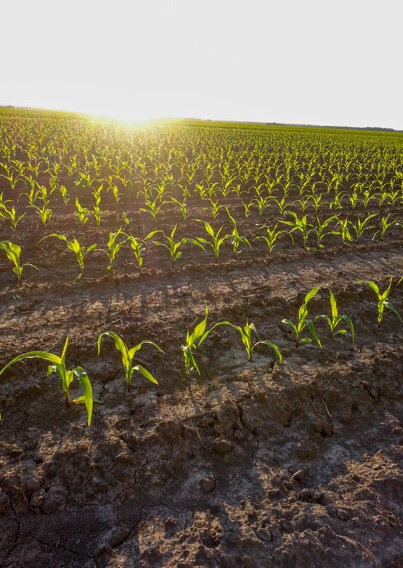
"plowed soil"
1,183,403,567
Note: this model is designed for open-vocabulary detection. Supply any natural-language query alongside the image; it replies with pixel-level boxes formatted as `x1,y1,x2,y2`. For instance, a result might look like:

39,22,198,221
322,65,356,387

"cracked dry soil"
1,204,403,567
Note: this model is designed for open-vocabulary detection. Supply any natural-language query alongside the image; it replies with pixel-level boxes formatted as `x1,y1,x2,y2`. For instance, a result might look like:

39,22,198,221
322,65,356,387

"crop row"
3,182,403,233
1,282,401,426
1,211,403,283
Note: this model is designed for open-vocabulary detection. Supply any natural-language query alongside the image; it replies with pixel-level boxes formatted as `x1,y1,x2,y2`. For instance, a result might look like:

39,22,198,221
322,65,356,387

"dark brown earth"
1,192,403,567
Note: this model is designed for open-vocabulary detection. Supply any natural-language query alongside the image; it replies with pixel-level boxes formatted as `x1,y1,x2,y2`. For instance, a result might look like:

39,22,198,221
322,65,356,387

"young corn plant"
316,289,354,342
40,234,97,280
334,217,353,247
280,211,313,250
74,198,91,226
242,200,255,218
99,228,127,271
268,196,288,215
311,215,339,250
356,278,402,328
0,202,26,231
0,337,94,425
91,193,103,226
255,224,286,255
0,241,37,286
216,321,282,363
59,185,69,205
350,213,378,243
282,287,322,347
125,234,146,268
196,220,229,263
373,214,395,242
182,304,212,376
140,196,167,220
203,199,225,220
226,208,252,254
146,225,205,268
98,331,164,392
170,197,188,220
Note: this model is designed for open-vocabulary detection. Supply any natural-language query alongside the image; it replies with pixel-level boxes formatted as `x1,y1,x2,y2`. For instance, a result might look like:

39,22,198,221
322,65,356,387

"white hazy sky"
1,0,401,129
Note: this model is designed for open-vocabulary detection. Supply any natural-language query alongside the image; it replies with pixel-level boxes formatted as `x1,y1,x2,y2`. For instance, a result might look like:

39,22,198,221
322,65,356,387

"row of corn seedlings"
1,281,401,425
3,178,403,231
2,211,403,284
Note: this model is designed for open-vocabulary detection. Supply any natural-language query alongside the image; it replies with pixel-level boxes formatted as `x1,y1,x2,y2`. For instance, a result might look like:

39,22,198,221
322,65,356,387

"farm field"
1,109,403,567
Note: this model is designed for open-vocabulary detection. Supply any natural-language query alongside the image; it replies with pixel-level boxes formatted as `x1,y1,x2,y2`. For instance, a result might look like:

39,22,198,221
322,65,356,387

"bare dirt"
1,192,403,567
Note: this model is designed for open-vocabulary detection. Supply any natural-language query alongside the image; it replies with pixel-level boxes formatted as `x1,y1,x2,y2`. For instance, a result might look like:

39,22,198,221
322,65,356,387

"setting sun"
1,0,401,129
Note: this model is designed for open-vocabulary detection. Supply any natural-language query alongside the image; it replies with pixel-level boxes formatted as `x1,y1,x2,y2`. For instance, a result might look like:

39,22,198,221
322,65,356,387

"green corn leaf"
73,366,93,426
282,318,297,334
261,340,283,364
133,364,159,384
305,319,322,348
329,290,338,318
383,301,402,322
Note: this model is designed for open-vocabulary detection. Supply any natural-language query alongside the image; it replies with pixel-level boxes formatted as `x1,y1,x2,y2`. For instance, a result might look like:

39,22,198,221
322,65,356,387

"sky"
1,0,401,129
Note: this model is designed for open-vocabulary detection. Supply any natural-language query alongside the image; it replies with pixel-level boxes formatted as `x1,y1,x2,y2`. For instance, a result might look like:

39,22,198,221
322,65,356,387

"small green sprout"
98,331,164,392
146,225,205,268
182,304,212,376
39,234,97,280
0,337,93,425
316,289,354,342
226,208,252,254
0,241,37,285
357,278,402,327
217,320,282,363
99,228,127,271
282,287,322,347
196,220,229,263
125,234,146,268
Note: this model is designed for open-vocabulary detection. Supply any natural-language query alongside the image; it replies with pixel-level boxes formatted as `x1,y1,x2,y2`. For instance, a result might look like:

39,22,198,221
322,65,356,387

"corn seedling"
196,220,229,263
269,196,287,215
216,320,282,363
74,198,91,226
0,337,94,425
0,201,26,230
334,217,353,246
361,190,378,208
316,289,354,342
140,196,167,220
170,197,188,220
204,199,224,219
350,213,378,243
146,225,205,268
99,228,127,271
98,331,164,392
329,191,346,210
59,185,69,204
282,287,322,347
253,194,271,216
126,234,146,268
182,304,212,376
0,241,37,285
311,215,339,249
373,214,395,241
242,200,254,218
255,223,285,255
40,234,97,280
226,208,252,254
280,211,313,250
356,278,402,327
34,204,53,227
